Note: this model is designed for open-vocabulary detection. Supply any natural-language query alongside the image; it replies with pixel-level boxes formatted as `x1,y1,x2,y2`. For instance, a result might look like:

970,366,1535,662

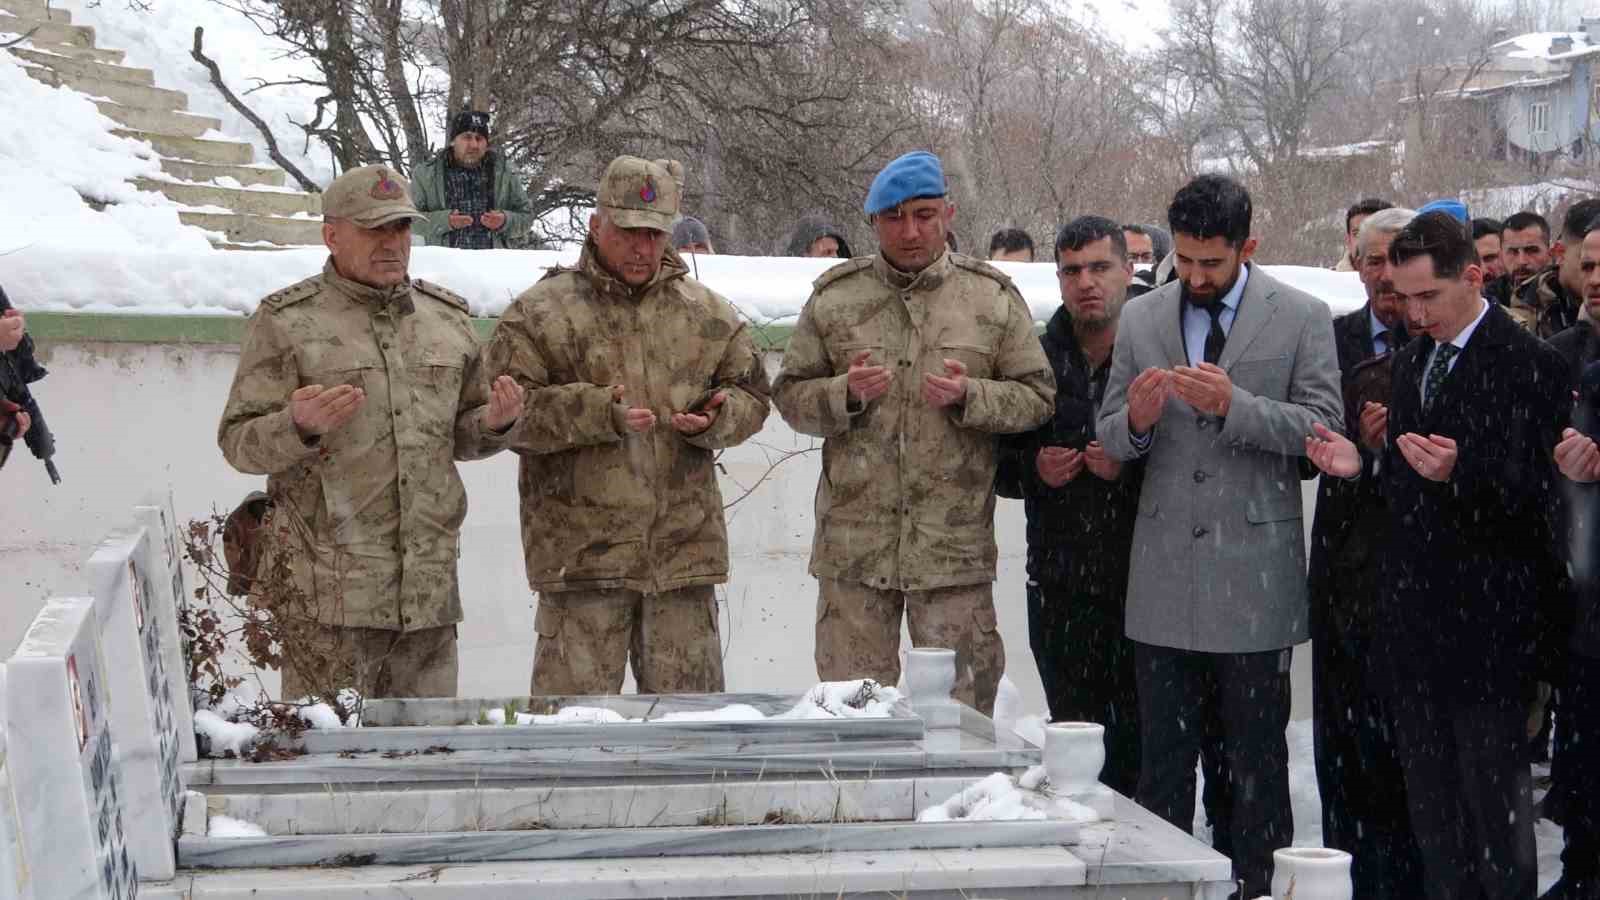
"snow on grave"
0,668,36,900
132,492,198,763
87,526,186,880
3,597,138,899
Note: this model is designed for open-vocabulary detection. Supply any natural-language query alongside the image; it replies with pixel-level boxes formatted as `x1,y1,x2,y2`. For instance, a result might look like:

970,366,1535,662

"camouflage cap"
322,165,425,228
597,156,683,232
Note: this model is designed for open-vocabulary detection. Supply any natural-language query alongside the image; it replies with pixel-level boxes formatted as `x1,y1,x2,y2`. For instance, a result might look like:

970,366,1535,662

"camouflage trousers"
815,578,1004,716
280,624,458,700
530,585,725,695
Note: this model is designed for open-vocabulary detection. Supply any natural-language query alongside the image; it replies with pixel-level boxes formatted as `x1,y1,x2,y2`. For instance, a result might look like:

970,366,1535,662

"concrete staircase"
1,0,323,248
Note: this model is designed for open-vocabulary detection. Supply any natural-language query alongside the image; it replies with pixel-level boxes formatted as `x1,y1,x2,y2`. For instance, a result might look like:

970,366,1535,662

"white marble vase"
1270,847,1352,900
904,648,959,728
1043,721,1105,794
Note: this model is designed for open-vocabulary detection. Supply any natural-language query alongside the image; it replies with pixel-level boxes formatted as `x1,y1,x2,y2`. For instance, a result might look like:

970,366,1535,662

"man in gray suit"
1096,175,1342,898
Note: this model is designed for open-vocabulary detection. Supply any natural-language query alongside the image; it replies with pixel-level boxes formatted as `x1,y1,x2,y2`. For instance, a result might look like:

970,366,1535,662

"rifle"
0,285,61,484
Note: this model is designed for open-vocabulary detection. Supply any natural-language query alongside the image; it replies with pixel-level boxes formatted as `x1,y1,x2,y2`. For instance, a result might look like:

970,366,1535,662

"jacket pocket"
833,341,887,372
936,342,996,380
534,597,565,638
1231,354,1292,399
1245,499,1301,524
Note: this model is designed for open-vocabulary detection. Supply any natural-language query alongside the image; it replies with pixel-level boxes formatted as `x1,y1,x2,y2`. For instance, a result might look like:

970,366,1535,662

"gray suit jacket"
1095,265,1342,653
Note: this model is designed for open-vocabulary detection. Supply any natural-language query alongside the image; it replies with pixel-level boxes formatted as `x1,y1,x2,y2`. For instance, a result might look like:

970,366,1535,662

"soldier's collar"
323,259,414,312
874,250,950,292
577,239,686,299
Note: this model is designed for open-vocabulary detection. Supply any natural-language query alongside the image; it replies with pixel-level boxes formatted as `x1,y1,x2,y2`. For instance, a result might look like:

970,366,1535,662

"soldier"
773,150,1055,715
487,156,771,696
218,165,524,700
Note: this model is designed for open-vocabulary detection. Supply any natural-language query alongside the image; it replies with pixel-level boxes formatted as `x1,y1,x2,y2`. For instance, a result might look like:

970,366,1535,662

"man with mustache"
413,109,532,249
996,215,1143,795
1095,174,1342,898
773,149,1053,716
1305,206,1425,898
488,155,771,696
219,165,525,699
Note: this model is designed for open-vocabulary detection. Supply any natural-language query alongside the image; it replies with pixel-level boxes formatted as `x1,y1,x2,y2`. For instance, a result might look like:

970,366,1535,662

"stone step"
0,0,71,20
0,15,92,47
17,42,124,64
179,211,324,246
134,177,321,217
95,102,221,139
9,46,152,85
24,65,187,111
115,129,253,165
159,158,286,189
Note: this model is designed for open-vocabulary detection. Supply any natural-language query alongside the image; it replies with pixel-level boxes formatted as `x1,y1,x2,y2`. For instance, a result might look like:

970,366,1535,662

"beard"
1180,267,1241,308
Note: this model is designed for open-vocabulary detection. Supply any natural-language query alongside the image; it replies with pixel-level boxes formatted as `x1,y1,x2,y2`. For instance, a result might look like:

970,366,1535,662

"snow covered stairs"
1,0,322,248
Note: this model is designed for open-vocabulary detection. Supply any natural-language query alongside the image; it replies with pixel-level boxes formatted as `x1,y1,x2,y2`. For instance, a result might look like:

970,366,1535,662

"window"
1531,101,1551,134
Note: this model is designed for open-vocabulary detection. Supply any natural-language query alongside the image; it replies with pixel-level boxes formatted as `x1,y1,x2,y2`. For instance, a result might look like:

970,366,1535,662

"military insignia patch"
640,176,657,204
371,172,404,200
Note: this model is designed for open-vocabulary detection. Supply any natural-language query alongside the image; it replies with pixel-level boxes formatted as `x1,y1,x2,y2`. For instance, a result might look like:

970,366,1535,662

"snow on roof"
1495,30,1599,61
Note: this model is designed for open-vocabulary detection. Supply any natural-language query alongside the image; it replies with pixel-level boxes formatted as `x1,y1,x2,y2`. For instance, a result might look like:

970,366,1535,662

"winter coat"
1372,304,1571,701
411,149,534,248
780,216,853,258
996,305,1143,616
1548,322,1600,662
1307,305,1407,644
218,261,510,630
1510,266,1580,339
485,241,771,596
773,251,1055,592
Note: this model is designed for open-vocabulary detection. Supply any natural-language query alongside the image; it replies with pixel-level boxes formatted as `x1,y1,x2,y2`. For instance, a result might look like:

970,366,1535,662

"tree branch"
190,26,321,193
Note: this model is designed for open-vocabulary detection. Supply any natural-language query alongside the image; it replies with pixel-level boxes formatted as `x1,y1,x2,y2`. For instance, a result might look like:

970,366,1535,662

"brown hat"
322,165,425,228
597,156,683,233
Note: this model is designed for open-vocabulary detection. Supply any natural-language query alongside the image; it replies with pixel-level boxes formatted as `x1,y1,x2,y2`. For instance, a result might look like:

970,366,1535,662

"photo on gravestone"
183,510,363,757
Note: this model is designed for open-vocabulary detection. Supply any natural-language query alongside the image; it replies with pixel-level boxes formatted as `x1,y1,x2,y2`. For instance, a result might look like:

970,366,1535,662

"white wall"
1,341,1314,719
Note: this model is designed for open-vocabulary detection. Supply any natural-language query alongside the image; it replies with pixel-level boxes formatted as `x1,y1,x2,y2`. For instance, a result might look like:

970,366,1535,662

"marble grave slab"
133,494,199,764
299,692,925,755
89,526,186,881
4,597,139,899
0,669,36,900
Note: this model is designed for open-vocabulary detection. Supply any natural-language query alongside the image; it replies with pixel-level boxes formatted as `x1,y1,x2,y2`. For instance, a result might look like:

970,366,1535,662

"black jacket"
996,307,1143,614
1546,323,1600,661
1372,304,1571,700
1307,305,1405,641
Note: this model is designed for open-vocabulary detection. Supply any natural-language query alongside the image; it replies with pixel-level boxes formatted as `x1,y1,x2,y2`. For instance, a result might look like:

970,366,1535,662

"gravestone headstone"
132,494,197,763
4,597,139,899
88,528,185,881
0,668,37,900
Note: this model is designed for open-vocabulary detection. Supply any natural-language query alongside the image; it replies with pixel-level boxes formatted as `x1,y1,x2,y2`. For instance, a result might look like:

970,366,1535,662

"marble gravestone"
132,494,198,764
88,527,186,881
3,597,139,899
0,669,36,900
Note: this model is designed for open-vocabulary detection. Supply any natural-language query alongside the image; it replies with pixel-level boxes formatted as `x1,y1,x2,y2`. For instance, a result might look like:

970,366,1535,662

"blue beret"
1417,198,1469,225
864,150,947,216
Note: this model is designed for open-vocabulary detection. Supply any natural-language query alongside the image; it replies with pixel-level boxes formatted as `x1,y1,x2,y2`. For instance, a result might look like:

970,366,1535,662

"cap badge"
640,176,657,204
371,172,404,200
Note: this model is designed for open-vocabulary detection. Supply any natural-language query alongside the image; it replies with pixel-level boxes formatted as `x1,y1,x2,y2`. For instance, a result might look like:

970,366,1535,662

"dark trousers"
1388,683,1536,900
1555,652,1599,890
1026,581,1140,796
1134,642,1293,898
1312,620,1424,897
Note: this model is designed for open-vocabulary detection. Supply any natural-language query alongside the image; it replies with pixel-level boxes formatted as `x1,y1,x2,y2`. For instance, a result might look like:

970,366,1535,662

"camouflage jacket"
485,242,771,595
1510,267,1580,339
773,251,1055,591
218,260,509,631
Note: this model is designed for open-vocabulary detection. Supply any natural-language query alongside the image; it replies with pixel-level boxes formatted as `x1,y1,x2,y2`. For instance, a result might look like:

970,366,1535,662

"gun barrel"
44,459,60,485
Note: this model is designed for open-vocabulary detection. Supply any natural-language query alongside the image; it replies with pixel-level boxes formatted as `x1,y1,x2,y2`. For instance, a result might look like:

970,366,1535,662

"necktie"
1422,343,1459,414
1198,301,1226,365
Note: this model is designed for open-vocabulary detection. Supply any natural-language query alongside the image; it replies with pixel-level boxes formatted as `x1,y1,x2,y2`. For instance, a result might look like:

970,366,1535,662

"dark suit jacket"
1374,303,1570,702
1546,323,1600,661
1307,306,1401,642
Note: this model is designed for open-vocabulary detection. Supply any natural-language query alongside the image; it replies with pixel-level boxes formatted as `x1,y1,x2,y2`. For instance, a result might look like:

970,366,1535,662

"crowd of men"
7,132,1594,899
216,152,1594,900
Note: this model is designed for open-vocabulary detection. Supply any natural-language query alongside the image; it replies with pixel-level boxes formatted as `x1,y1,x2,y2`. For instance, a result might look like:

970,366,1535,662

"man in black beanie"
413,109,533,249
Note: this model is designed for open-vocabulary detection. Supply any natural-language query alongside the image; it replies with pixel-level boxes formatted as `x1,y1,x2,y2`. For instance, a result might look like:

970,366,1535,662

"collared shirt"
1181,263,1249,366
1420,298,1491,407
1369,307,1394,356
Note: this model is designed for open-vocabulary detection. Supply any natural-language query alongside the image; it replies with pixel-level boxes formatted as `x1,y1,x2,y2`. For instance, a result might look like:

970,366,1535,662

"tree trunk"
375,0,429,168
